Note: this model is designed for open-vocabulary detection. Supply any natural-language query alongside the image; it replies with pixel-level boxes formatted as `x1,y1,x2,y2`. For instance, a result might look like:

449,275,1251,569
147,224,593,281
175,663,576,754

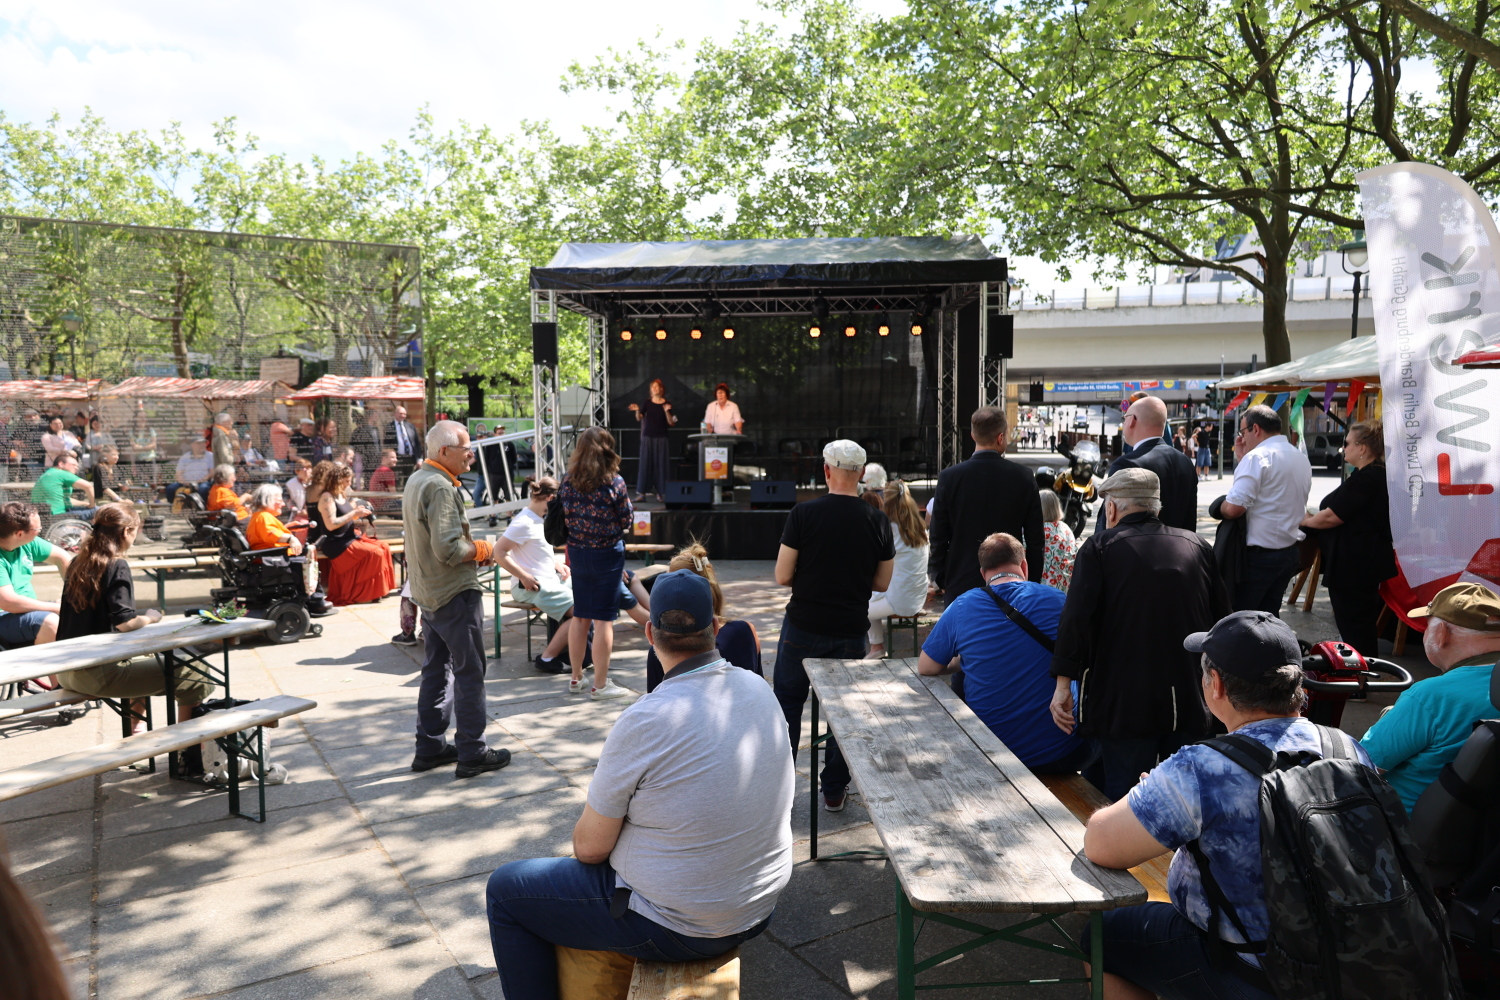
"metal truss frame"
586,312,608,429
530,290,562,480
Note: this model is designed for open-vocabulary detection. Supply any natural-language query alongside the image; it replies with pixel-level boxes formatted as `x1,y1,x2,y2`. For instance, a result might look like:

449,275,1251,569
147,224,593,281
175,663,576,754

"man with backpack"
1081,610,1459,1000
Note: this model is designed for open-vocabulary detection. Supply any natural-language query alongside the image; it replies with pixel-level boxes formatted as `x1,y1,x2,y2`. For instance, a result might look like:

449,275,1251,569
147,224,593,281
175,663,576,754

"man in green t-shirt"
0,502,72,646
30,453,95,519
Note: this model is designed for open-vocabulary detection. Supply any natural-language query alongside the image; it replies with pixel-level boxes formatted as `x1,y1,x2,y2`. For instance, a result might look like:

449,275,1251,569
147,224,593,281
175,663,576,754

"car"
1307,432,1345,471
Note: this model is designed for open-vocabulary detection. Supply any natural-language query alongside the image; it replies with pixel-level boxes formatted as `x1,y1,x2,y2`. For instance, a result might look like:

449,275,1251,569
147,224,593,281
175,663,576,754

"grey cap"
1097,467,1160,500
822,439,867,472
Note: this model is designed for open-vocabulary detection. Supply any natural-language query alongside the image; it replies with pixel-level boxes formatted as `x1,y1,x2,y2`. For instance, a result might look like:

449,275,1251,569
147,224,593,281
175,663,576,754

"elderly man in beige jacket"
403,419,512,779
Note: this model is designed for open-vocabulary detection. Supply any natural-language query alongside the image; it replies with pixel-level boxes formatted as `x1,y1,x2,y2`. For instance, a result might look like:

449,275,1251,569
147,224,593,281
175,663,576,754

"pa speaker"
986,314,1014,359
532,322,558,368
750,480,797,510
1028,382,1045,403
663,481,714,509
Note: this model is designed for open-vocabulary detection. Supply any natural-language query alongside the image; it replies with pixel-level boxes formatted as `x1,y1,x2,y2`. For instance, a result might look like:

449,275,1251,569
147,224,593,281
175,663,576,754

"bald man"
1097,396,1198,532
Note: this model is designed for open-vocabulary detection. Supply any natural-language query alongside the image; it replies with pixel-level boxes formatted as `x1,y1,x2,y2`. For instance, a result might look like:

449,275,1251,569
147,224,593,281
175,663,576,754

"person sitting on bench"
165,437,214,504
31,453,96,522
486,571,793,1000
206,464,252,521
917,531,1095,775
55,504,216,738
1360,582,1500,812
1080,611,1373,1000
0,501,71,648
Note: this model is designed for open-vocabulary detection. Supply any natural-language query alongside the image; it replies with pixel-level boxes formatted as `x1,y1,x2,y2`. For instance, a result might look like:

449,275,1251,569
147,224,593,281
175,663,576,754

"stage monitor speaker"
750,480,797,510
663,481,714,509
986,314,1014,359
532,322,559,368
1028,382,1045,403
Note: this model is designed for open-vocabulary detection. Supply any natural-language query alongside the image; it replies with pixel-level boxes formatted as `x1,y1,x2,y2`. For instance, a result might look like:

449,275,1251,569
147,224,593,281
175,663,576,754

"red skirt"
322,536,396,606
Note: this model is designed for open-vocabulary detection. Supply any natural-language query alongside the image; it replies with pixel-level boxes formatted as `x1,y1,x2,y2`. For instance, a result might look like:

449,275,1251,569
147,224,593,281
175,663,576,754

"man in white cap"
773,439,894,812
1050,467,1228,800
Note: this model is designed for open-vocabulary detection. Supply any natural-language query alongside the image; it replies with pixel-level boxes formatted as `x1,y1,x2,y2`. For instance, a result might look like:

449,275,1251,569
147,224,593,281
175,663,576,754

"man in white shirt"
485,571,792,999
701,383,744,434
166,438,215,503
1218,405,1313,615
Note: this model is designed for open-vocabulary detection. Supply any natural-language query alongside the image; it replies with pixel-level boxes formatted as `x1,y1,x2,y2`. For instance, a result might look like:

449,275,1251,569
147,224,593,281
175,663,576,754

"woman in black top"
306,460,395,605
1300,421,1397,655
627,378,676,501
55,503,214,733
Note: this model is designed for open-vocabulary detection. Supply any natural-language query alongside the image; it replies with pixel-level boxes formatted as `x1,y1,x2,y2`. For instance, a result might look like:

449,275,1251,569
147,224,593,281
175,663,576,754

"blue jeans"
1080,902,1275,1000
414,588,490,761
487,857,770,1000
772,616,867,793
1232,544,1300,617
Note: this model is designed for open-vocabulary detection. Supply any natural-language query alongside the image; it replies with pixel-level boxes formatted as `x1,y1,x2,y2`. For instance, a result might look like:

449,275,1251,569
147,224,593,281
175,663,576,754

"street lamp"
1338,230,1367,340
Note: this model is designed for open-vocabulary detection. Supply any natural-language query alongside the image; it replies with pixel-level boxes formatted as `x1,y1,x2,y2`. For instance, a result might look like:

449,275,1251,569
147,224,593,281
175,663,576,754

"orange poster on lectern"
704,446,729,480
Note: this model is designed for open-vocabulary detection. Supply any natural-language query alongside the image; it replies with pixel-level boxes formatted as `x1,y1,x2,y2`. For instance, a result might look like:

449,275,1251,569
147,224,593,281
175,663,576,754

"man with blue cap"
485,570,794,1000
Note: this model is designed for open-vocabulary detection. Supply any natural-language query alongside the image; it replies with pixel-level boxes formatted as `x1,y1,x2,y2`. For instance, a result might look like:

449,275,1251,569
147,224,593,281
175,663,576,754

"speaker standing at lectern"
701,383,744,434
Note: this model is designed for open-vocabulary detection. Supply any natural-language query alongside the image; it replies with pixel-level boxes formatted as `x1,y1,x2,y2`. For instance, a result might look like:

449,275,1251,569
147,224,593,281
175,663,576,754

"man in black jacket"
1097,395,1198,533
1049,468,1229,801
928,406,1044,601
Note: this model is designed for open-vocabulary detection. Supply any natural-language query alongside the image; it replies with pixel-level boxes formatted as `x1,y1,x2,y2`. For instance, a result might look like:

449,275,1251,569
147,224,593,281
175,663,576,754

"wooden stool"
629,947,740,999
883,615,929,658
556,945,635,1000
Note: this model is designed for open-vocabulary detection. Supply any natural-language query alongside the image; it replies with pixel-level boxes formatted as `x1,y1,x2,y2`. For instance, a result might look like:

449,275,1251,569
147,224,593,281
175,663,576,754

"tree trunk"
1259,253,1292,368
170,266,192,378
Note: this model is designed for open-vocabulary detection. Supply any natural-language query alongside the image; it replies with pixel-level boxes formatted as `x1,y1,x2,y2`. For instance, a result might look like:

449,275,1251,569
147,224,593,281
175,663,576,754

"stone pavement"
4,534,1435,999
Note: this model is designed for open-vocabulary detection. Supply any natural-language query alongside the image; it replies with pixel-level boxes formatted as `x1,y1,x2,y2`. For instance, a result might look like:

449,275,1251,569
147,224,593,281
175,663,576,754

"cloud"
0,0,793,162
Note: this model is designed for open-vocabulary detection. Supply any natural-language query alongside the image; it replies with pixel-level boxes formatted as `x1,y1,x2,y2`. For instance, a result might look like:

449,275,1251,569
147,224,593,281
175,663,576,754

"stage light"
620,329,633,342
843,318,858,338
654,318,668,340
911,295,936,336
810,294,829,337
910,318,924,336
722,322,735,339
690,323,703,339
809,324,822,338
877,314,891,336
620,316,634,341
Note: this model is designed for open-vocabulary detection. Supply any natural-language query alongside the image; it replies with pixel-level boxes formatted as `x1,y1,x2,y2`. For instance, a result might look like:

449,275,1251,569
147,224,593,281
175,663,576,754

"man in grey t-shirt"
486,571,793,998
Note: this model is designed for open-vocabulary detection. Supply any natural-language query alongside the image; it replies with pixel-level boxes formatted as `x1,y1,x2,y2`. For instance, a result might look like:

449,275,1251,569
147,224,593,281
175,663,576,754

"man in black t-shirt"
772,439,895,812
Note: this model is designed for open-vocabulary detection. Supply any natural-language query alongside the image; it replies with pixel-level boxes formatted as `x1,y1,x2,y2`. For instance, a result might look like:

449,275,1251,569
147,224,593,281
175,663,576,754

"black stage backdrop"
610,315,939,486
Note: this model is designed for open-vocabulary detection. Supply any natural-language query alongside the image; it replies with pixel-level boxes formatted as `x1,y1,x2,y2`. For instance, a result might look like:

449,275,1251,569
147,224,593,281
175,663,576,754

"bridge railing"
1012,275,1372,311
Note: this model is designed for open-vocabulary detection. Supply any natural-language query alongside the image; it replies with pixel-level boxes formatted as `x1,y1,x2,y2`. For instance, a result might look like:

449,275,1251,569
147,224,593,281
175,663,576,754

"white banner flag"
1359,162,1500,588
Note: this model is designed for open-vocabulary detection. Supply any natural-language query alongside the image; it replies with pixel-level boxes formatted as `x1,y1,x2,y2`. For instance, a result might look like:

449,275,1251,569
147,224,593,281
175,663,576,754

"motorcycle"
1053,440,1100,537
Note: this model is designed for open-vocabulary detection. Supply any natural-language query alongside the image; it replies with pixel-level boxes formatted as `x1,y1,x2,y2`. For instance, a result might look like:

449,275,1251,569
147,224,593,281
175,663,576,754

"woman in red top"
306,461,395,605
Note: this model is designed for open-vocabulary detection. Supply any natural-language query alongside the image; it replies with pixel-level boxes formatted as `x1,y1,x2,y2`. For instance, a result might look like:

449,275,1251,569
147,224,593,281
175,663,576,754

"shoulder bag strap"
982,585,1055,653
1202,733,1276,776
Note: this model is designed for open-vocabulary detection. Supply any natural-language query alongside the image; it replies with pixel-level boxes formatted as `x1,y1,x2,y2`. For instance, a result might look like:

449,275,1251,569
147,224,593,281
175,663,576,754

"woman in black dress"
627,377,676,501
1299,421,1396,655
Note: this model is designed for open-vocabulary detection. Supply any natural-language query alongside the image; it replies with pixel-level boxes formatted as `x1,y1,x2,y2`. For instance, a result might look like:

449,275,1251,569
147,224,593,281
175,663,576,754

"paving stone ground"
4,476,1433,998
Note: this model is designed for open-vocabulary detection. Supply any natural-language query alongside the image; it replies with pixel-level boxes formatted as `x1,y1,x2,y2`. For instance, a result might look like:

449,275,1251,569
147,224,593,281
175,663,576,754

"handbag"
543,496,569,547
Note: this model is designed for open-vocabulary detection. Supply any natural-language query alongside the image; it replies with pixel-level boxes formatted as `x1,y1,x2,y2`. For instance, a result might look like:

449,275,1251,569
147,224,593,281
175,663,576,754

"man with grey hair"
1050,467,1229,800
211,411,237,468
1217,404,1313,614
403,419,512,778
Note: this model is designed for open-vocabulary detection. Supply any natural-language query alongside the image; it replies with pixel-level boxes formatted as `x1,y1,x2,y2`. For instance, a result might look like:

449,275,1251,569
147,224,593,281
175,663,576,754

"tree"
1375,0,1500,74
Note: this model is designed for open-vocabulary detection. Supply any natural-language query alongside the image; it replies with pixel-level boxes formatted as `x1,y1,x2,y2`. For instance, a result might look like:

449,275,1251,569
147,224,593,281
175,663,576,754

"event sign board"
703,446,729,480
1359,162,1500,589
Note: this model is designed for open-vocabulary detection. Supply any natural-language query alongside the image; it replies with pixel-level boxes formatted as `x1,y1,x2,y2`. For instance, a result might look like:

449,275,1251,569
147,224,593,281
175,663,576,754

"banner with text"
1359,162,1500,589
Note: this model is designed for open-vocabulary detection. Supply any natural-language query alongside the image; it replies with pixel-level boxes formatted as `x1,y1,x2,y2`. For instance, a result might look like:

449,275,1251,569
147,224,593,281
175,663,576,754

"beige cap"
822,439,867,472
1097,467,1160,500
1409,582,1500,632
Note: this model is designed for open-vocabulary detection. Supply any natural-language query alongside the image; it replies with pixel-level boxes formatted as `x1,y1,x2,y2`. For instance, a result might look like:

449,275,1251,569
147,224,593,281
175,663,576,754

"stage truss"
549,281,990,477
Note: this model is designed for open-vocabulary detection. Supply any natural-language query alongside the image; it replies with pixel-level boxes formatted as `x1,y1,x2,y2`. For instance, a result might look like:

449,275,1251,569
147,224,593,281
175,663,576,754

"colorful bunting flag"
1226,390,1251,410
1250,392,1268,407
1268,392,1289,411
1322,381,1336,412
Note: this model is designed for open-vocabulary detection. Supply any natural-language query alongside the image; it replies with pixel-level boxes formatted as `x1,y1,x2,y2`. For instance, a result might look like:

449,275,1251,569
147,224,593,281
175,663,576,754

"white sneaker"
591,679,631,701
568,678,588,695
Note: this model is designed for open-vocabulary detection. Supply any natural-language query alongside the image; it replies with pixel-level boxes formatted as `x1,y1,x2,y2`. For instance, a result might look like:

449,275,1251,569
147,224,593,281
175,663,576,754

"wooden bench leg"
1394,620,1408,657
1301,551,1320,613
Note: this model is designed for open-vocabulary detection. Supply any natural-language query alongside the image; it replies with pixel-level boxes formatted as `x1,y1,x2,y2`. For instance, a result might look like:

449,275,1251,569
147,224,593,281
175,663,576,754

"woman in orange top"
206,464,251,520
306,460,395,605
245,483,303,554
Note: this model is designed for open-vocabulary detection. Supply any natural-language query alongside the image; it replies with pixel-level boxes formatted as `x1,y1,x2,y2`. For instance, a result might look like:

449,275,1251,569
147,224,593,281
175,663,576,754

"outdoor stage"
641,504,791,560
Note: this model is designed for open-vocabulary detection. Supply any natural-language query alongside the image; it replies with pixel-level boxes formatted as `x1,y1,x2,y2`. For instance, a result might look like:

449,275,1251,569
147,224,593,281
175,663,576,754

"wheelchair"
198,510,331,644
39,511,93,554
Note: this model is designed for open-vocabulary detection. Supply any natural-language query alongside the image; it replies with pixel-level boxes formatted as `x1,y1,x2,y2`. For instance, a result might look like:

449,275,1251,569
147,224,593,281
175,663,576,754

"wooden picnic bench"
31,555,220,611
804,657,1149,1000
0,694,315,821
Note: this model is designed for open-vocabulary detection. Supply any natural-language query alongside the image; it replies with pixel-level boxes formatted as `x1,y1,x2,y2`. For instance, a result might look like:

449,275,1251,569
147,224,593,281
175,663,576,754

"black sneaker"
456,747,512,779
411,744,459,772
391,631,420,647
822,787,848,812
534,655,569,674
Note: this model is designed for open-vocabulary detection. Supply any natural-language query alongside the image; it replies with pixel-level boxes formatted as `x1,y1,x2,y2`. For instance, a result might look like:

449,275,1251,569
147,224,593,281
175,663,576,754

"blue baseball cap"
649,570,715,634
1184,611,1302,682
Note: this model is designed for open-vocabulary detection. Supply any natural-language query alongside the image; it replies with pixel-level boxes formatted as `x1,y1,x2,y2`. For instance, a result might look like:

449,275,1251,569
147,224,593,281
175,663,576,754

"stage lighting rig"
722,319,735,339
619,314,634,341
809,295,829,338
692,298,721,340
876,314,891,336
842,317,858,337
655,317,669,340
910,295,936,336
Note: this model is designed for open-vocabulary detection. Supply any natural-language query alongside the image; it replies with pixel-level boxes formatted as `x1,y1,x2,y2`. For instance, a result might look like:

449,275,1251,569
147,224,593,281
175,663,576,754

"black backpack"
1185,725,1461,1000
543,496,568,547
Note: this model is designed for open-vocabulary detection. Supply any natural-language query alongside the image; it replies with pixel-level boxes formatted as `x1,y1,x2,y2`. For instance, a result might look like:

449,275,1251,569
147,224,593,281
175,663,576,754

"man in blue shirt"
918,532,1093,773
1079,611,1373,1000
1361,582,1500,812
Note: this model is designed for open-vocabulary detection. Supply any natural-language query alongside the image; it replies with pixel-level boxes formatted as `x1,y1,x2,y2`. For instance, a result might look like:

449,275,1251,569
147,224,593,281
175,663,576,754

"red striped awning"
103,377,294,399
287,375,426,400
0,379,107,400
